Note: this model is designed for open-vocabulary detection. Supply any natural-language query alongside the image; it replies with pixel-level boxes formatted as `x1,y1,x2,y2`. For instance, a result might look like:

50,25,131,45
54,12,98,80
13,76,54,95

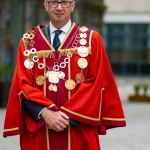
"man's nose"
56,2,63,10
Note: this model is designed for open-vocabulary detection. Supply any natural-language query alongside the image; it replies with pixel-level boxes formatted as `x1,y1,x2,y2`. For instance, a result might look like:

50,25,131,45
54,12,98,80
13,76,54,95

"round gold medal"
80,39,87,46
76,73,84,83
65,79,76,90
77,46,89,57
36,75,45,86
48,71,59,84
79,26,88,32
48,84,53,91
24,59,34,69
24,50,30,56
80,33,87,38
78,58,88,69
52,85,57,92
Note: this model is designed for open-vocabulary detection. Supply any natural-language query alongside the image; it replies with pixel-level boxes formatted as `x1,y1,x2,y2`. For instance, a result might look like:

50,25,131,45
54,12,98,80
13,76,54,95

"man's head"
44,0,76,28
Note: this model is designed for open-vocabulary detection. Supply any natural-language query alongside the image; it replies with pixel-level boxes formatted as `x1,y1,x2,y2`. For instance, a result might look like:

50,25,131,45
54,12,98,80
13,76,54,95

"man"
3,0,126,150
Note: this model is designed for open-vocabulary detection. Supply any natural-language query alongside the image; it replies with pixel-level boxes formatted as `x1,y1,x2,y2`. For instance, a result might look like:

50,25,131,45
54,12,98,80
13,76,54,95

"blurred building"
103,0,150,76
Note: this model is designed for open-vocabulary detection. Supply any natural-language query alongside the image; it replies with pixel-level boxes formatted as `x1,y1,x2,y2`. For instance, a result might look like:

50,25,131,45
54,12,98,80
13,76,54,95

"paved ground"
0,77,150,150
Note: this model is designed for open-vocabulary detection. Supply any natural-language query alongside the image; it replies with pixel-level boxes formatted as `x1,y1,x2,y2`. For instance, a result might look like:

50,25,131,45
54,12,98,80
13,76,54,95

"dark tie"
53,30,62,50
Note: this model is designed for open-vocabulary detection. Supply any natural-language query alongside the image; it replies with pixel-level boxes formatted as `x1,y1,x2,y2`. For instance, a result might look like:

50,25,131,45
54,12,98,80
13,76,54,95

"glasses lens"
47,1,73,8
61,1,71,7
48,1,58,7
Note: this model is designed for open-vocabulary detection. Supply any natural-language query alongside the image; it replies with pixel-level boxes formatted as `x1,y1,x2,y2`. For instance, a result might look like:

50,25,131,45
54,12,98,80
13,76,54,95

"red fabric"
3,24,126,150
3,39,55,137
70,124,100,150
61,31,126,134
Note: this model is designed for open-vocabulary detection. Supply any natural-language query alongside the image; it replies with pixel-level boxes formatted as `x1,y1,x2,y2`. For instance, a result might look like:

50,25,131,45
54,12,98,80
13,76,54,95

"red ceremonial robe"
3,23,126,150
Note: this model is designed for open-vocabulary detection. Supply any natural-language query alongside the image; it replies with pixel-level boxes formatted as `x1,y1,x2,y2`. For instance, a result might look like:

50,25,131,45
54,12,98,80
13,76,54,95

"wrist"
41,107,49,118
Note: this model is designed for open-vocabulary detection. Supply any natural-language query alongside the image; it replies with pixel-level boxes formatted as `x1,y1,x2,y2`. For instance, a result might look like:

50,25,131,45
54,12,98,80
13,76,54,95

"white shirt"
49,20,72,45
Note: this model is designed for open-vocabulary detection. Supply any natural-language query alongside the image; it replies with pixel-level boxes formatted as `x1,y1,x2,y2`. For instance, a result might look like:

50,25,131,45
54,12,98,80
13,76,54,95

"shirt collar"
49,20,72,34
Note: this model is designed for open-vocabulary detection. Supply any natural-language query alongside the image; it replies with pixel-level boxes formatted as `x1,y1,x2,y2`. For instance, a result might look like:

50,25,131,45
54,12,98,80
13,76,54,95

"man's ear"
71,1,76,12
44,0,48,12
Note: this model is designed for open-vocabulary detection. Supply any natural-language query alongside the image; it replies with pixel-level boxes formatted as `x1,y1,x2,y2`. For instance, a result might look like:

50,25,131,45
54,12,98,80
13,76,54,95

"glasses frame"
46,0,75,8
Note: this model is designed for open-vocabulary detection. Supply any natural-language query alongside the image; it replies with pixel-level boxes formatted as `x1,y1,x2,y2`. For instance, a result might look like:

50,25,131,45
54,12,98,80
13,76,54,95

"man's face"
44,0,76,27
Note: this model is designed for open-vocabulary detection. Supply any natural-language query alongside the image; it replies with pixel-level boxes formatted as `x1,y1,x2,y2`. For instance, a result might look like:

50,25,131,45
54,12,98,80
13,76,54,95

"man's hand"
41,108,69,132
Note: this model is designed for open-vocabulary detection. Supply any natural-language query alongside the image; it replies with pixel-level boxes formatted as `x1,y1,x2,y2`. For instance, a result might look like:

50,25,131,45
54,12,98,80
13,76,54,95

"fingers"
54,125,64,132
60,117,70,126
49,118,69,132
58,122,68,129
59,111,69,120
51,122,68,132
42,109,70,132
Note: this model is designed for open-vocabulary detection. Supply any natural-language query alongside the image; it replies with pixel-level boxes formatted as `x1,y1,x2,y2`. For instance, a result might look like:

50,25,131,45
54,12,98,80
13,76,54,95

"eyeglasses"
47,0,74,8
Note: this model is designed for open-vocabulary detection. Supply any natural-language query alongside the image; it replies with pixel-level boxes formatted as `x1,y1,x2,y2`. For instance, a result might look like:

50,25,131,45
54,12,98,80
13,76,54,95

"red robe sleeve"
61,31,126,135
3,39,56,137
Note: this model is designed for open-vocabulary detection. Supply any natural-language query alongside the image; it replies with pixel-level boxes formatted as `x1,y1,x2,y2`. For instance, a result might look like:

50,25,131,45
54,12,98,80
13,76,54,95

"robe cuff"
48,104,59,111
98,126,106,135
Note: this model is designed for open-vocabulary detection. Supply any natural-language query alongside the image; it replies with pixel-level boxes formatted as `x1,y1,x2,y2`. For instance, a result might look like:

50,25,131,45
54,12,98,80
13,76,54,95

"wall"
104,0,150,13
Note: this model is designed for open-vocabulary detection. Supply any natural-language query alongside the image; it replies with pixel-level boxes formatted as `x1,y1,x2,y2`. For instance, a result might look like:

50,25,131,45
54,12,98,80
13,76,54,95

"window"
102,23,150,76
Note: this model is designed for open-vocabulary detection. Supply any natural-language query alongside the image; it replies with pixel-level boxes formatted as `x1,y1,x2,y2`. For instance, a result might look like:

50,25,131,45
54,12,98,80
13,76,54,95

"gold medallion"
65,79,76,90
78,58,88,69
28,33,35,40
80,33,87,38
23,33,29,39
80,26,88,32
76,73,84,83
58,71,65,79
48,84,53,91
77,46,89,57
48,71,59,84
52,85,57,92
24,59,34,69
80,39,87,46
46,71,52,78
36,75,45,86
24,50,30,56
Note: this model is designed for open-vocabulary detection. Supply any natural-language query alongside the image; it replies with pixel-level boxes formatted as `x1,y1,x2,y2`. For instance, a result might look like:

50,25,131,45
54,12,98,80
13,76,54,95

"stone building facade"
103,0,150,76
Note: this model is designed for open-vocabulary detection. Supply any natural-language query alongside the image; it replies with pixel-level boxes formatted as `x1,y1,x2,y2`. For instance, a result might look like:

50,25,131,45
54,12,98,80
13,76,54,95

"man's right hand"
41,108,69,132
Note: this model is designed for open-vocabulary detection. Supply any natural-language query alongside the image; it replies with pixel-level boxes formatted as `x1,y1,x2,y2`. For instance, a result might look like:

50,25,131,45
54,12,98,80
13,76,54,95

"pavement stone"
1,77,150,150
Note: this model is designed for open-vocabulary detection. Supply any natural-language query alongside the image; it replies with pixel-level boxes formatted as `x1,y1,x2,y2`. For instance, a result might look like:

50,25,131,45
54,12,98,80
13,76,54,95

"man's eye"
51,1,58,3
61,1,68,3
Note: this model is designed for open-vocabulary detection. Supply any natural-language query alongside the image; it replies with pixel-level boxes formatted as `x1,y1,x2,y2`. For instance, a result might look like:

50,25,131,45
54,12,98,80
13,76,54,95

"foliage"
143,84,149,96
134,84,141,95
133,84,150,96
0,64,12,82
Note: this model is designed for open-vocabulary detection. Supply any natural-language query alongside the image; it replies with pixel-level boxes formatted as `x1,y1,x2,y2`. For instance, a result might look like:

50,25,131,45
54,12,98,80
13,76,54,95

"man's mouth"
55,13,64,16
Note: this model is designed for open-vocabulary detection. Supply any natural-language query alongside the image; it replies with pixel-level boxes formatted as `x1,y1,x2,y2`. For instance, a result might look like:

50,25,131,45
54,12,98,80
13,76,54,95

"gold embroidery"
61,107,100,121
99,88,105,119
68,126,71,150
38,25,53,50
4,127,19,132
68,60,71,99
62,88,105,121
18,90,29,99
59,23,76,50
48,104,56,109
43,57,46,96
46,126,50,150
23,29,35,50
59,48,76,56
36,50,54,58
89,30,93,54
103,117,126,121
